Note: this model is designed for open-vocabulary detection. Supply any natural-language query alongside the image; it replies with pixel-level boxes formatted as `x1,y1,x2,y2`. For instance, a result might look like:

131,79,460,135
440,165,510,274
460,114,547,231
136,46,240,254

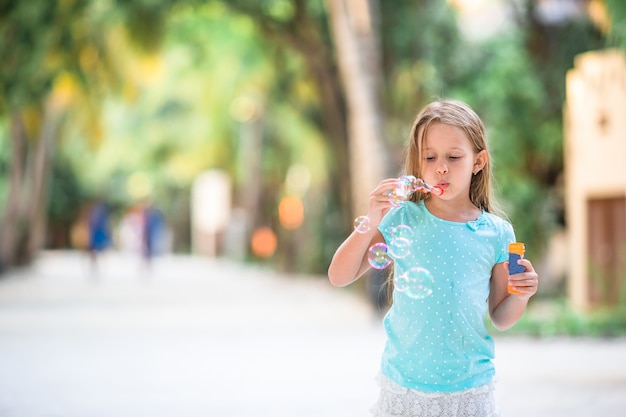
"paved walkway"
0,251,625,417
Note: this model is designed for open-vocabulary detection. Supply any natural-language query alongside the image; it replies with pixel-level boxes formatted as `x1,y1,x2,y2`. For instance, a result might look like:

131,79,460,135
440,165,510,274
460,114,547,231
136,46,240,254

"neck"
424,197,481,222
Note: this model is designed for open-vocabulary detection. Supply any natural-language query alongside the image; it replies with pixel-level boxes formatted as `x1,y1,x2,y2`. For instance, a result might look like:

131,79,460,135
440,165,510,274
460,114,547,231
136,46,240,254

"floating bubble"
399,175,417,193
353,215,371,233
393,273,411,293
394,266,434,299
411,177,428,193
388,224,413,259
385,188,406,207
368,243,392,270
386,176,416,207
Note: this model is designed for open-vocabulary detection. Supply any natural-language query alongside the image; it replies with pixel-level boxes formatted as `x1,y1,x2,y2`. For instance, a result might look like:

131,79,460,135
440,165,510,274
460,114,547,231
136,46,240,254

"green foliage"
487,298,626,338
2,0,623,277
54,3,332,265
450,32,560,258
605,0,626,49
76,4,282,183
0,119,8,213
47,155,85,227
380,0,463,145
116,0,178,53
448,11,602,260
0,0,89,109
376,1,607,266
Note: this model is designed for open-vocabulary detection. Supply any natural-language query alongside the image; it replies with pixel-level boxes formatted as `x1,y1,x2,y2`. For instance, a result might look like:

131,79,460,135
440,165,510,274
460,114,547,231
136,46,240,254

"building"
564,49,626,309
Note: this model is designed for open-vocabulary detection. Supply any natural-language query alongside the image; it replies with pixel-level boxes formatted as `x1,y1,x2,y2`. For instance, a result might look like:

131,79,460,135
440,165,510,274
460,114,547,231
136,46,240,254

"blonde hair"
403,99,501,215
384,100,504,307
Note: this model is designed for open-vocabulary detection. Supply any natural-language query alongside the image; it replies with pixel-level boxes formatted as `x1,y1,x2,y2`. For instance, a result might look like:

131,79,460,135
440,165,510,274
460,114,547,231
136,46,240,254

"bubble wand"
354,176,444,234
385,175,444,207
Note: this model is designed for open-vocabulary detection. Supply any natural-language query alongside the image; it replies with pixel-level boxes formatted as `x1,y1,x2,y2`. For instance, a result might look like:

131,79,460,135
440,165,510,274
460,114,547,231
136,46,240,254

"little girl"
328,99,538,416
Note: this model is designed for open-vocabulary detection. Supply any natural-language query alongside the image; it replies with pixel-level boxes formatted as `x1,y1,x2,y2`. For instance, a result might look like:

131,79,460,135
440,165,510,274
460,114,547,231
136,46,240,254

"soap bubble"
368,243,392,270
388,224,413,259
412,177,428,193
394,266,434,299
353,215,371,233
399,175,417,192
386,176,418,207
385,188,407,207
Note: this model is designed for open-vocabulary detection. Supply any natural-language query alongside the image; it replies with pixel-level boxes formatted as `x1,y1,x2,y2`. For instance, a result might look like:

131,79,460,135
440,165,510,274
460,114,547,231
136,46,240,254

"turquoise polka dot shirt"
378,200,516,392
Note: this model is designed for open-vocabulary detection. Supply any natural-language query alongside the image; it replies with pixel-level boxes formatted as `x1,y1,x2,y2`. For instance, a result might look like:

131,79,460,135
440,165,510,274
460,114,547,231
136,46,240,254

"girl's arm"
488,259,538,331
327,228,385,287
328,178,398,287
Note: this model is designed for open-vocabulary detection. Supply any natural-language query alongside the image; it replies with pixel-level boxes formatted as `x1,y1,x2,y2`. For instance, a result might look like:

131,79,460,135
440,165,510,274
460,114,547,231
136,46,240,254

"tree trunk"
226,0,355,231
0,99,61,271
325,0,389,218
27,97,62,256
0,111,26,268
301,44,352,227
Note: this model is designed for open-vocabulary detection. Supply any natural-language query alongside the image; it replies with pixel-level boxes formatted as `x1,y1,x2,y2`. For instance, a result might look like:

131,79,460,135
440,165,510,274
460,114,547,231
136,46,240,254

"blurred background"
2,0,625,328
2,0,626,416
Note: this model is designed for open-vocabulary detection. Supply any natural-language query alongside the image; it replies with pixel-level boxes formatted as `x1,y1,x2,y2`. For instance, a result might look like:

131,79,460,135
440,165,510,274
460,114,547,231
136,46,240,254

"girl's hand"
503,259,538,299
367,178,400,228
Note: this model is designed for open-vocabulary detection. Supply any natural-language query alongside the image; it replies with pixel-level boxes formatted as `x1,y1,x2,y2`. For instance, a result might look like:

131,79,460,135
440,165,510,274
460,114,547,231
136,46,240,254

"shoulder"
386,201,426,221
479,211,515,240
480,211,510,227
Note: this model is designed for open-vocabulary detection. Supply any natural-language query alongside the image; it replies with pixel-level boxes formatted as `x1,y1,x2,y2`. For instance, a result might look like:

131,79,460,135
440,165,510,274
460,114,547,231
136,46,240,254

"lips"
430,182,447,196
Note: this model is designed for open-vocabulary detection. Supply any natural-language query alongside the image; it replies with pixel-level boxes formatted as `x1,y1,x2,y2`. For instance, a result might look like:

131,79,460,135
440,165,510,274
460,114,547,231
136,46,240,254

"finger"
371,191,396,201
509,277,538,290
374,178,401,190
370,184,399,200
517,258,535,272
379,185,402,199
516,278,537,287
508,280,536,294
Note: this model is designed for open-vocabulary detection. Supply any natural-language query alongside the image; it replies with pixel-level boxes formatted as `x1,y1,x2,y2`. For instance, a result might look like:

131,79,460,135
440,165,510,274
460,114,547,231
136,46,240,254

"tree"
0,1,88,267
0,0,177,270
325,0,389,217
601,0,626,49
220,0,355,227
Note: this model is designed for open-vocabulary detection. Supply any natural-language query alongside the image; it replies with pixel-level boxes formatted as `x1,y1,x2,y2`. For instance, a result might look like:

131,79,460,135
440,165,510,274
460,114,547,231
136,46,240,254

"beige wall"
564,49,626,309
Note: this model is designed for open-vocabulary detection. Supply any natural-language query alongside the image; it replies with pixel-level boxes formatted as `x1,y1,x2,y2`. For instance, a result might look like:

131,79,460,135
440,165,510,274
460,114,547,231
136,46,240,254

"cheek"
419,164,434,176
420,169,438,185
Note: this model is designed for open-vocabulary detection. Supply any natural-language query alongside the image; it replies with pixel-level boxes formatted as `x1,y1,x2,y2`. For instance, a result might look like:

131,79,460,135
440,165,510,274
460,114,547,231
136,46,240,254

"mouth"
429,181,447,196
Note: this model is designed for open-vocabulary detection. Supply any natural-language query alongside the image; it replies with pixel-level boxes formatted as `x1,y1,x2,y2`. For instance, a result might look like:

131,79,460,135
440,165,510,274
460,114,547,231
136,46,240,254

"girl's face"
420,122,486,203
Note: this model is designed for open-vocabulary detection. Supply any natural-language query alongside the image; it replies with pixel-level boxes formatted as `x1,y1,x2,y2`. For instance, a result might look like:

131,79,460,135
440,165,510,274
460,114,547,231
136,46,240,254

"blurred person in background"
118,199,167,271
141,202,165,269
87,199,111,273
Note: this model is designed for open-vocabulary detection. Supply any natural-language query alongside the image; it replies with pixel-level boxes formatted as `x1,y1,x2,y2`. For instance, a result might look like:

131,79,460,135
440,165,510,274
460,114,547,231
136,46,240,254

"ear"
473,150,488,175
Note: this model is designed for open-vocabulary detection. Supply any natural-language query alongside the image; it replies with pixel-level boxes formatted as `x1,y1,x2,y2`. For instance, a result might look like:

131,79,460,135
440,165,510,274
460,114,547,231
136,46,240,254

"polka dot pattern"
378,201,515,392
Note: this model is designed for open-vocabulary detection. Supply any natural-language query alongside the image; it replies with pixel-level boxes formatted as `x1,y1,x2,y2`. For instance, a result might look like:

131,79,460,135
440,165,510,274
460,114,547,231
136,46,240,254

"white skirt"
371,373,501,417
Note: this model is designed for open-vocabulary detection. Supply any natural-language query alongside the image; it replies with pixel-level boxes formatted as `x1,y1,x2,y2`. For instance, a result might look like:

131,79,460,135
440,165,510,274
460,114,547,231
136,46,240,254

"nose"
436,161,448,175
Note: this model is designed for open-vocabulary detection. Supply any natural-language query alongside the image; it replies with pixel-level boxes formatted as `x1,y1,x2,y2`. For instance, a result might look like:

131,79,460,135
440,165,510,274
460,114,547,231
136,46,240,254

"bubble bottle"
508,242,525,294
